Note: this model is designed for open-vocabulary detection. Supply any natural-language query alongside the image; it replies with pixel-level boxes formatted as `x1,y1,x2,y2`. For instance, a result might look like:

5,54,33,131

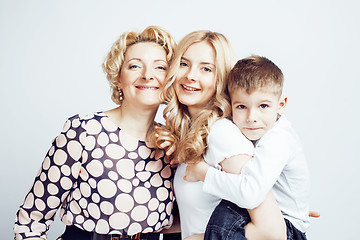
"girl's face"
174,41,216,116
119,42,168,110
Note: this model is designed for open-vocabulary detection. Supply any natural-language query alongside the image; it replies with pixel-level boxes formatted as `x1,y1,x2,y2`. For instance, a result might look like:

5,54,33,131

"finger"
160,141,170,149
170,158,179,165
166,145,176,156
309,211,320,218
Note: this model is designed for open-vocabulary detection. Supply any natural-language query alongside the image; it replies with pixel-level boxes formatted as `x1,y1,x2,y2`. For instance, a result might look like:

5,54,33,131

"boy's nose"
247,110,257,123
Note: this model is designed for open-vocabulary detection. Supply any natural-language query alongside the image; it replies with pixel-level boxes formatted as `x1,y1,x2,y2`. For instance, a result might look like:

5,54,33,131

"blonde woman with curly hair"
154,31,287,240
14,26,177,240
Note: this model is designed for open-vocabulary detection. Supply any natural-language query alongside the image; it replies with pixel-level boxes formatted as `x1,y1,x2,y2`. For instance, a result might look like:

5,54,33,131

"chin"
244,133,261,141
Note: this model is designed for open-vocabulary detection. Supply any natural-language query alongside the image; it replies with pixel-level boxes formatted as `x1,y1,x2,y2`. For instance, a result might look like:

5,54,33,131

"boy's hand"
309,211,320,218
184,160,210,182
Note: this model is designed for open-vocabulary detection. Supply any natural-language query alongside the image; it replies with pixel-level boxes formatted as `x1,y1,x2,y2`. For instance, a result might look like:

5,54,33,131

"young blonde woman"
154,30,286,240
14,26,177,240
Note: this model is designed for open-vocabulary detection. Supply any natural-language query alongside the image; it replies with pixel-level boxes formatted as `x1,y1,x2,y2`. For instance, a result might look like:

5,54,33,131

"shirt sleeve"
203,125,291,209
14,115,85,240
205,119,254,168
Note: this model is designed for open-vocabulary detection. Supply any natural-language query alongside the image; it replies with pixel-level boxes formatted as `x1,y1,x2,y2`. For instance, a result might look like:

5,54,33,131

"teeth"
182,85,198,91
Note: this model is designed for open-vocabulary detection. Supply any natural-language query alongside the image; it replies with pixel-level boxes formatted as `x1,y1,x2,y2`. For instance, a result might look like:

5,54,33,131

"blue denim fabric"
204,199,307,240
284,218,307,240
204,199,249,240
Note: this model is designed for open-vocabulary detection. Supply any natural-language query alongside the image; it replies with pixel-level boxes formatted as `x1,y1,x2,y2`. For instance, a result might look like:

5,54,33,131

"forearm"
204,167,266,209
185,160,267,209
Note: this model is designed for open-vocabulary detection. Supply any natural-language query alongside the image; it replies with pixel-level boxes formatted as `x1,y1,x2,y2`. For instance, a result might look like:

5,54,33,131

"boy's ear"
278,96,287,115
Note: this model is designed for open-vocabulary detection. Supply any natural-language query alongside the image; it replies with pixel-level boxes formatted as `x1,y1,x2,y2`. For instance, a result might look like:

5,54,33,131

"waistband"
60,225,160,240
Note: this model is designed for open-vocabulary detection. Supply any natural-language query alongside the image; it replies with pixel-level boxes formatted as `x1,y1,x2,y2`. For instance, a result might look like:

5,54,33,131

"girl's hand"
155,132,176,156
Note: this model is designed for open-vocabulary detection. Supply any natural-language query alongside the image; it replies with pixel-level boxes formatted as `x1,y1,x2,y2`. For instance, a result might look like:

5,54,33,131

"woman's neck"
105,104,158,141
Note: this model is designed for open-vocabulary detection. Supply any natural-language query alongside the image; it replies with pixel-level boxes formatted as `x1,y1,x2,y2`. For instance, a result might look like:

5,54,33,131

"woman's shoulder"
68,111,105,121
65,111,108,123
62,111,108,132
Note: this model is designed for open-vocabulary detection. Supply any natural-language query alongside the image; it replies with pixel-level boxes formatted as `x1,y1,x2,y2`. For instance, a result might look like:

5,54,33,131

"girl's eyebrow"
181,57,215,68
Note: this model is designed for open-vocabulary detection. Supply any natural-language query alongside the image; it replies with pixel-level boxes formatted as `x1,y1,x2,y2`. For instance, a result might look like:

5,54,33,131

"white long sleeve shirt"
203,116,310,232
174,118,254,238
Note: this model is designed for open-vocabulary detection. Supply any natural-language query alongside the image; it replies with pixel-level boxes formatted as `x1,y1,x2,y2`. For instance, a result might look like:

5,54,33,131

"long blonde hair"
155,30,234,164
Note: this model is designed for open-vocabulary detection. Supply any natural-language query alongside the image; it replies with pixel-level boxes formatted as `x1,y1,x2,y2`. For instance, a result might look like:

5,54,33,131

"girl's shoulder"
211,117,239,133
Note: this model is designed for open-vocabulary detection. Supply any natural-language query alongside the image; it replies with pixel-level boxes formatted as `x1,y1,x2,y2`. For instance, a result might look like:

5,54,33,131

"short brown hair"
227,55,284,96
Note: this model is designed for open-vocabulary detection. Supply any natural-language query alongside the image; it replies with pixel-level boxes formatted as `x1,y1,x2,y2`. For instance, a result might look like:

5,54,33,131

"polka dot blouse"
14,112,174,240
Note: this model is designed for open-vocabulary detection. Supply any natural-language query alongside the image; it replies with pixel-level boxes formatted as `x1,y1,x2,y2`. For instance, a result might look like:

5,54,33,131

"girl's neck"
187,106,200,117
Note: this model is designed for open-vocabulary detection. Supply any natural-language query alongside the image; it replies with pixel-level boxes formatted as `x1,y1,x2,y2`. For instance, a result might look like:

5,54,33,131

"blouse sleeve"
205,118,254,168
14,115,85,240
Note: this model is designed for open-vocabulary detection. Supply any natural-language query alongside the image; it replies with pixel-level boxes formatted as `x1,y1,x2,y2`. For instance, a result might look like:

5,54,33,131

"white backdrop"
1,0,359,239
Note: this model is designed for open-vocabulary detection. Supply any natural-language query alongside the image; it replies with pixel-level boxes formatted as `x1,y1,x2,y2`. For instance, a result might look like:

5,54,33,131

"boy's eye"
237,105,246,109
260,104,269,109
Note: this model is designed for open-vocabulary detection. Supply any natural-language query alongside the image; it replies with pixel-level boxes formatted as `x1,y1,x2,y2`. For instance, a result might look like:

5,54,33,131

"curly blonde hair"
102,26,176,105
154,30,234,164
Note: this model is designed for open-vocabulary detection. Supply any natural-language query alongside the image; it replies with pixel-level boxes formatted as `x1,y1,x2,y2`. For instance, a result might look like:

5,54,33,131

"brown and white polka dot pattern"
14,112,174,240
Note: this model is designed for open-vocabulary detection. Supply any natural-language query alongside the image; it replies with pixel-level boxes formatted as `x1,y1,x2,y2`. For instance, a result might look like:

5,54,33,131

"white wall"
1,0,359,239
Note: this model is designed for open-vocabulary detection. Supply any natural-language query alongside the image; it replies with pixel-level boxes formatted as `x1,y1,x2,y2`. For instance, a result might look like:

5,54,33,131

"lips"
181,84,200,91
245,127,262,131
135,85,159,90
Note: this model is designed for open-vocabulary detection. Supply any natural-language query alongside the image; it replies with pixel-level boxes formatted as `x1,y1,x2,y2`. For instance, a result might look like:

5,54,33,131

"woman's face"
119,42,168,110
174,41,217,116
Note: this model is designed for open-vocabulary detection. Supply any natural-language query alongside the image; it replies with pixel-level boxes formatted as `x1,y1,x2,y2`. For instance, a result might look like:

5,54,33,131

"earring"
118,88,123,101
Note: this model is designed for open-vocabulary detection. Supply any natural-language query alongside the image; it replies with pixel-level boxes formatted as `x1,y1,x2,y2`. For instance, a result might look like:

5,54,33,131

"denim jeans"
204,199,307,240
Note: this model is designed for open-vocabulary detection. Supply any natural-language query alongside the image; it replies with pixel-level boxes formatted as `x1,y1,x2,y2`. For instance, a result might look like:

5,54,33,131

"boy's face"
231,88,287,141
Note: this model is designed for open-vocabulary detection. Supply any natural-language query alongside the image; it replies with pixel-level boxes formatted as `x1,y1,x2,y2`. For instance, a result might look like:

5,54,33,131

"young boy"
184,55,310,239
